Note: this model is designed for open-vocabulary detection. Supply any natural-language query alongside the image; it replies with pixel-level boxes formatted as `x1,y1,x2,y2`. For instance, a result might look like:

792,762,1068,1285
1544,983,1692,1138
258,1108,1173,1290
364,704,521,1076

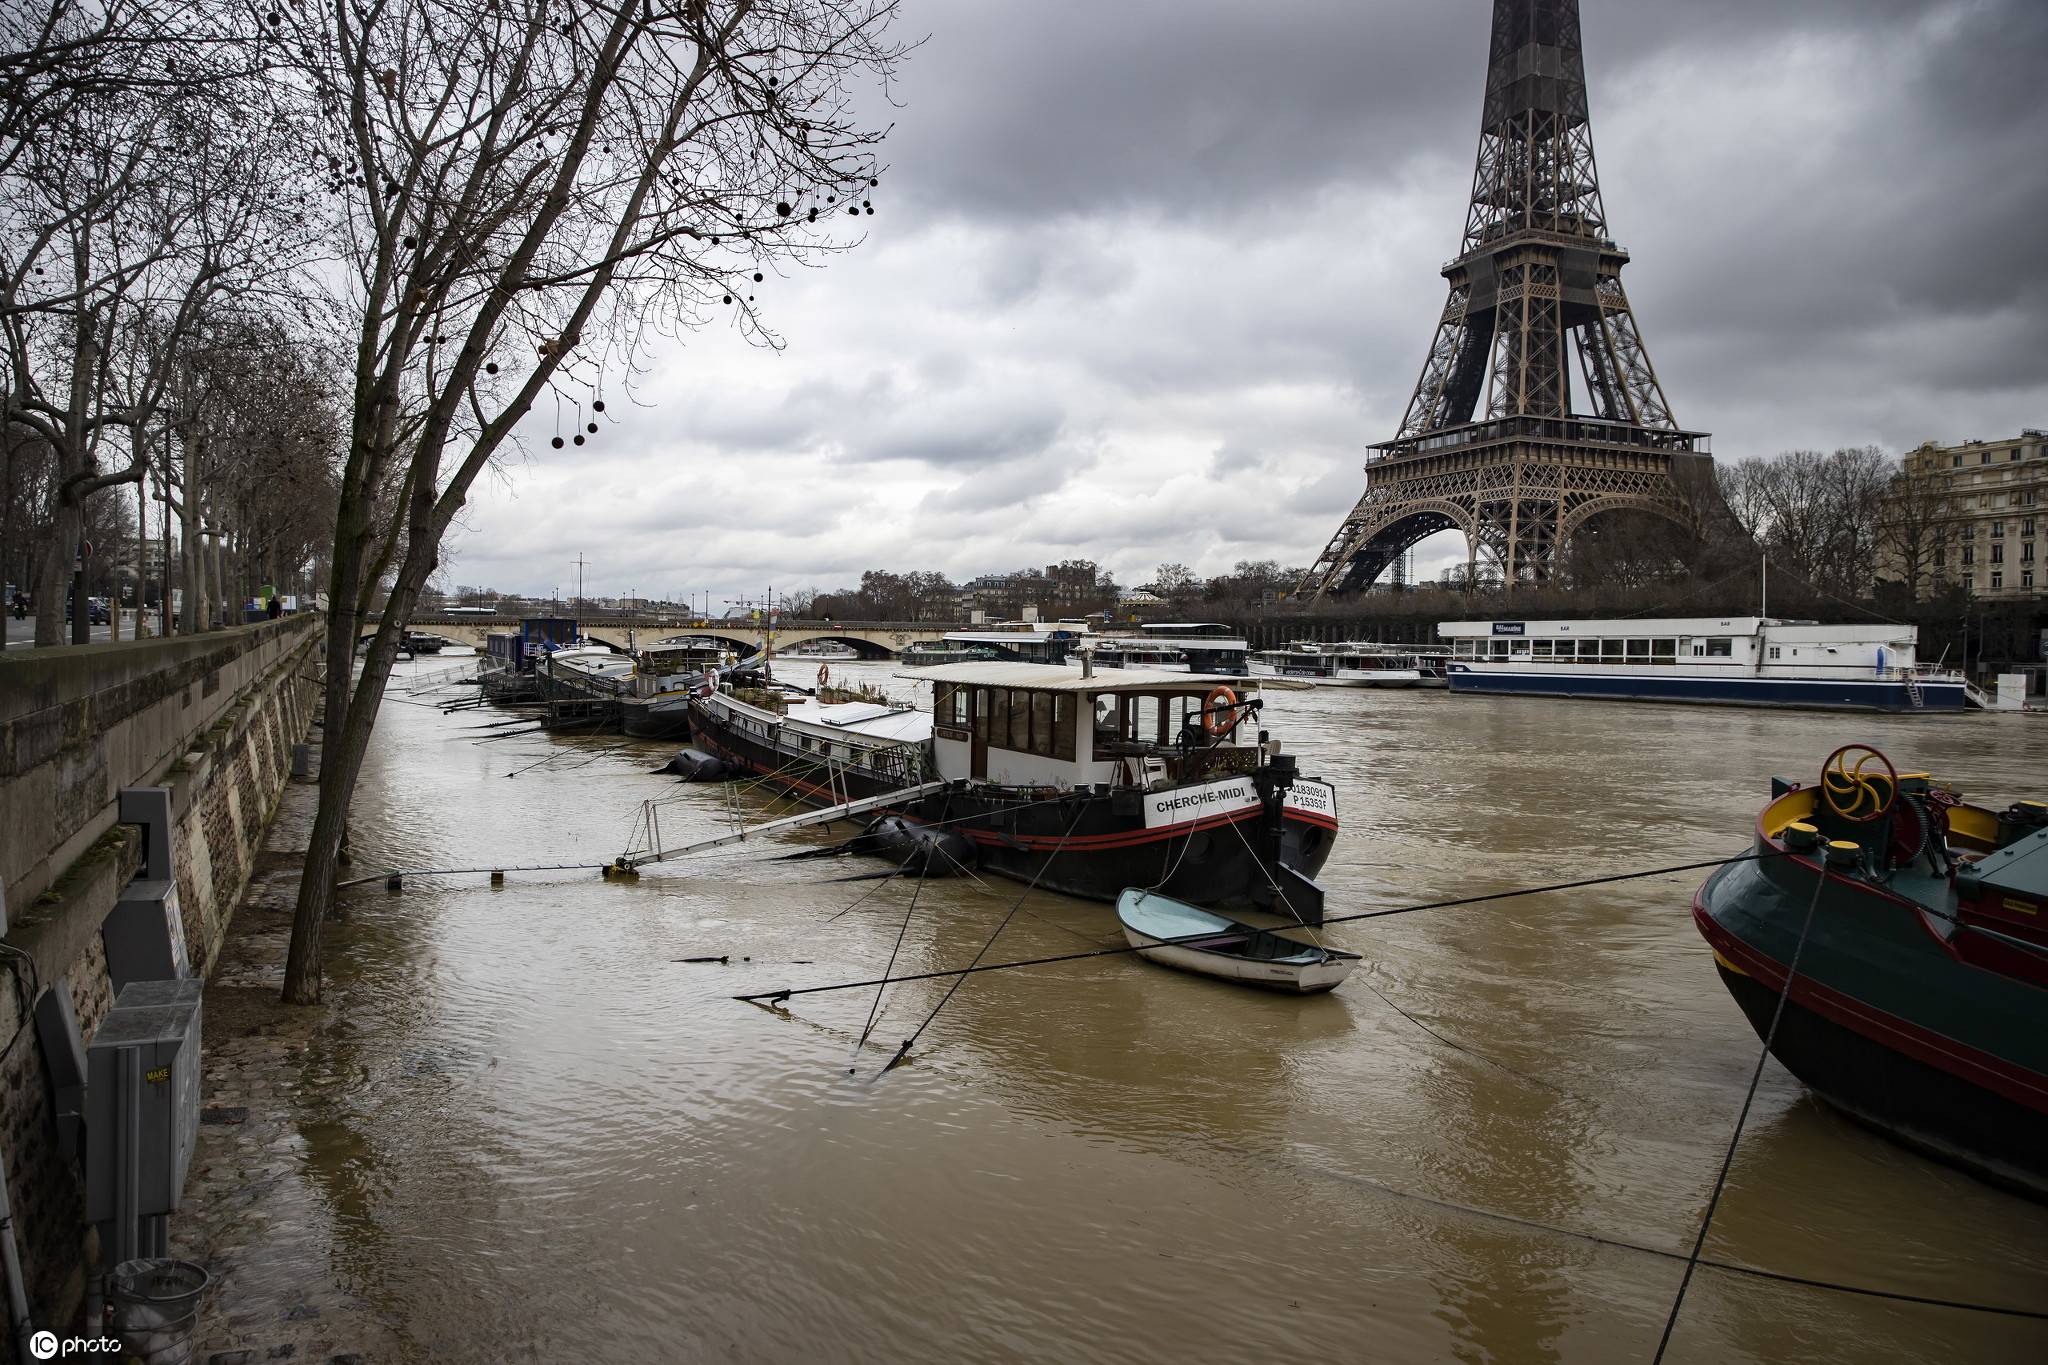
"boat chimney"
1080,647,1094,679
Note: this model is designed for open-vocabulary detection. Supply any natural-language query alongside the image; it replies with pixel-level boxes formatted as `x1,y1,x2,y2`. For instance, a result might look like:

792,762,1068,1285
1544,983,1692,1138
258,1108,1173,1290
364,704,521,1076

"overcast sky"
451,0,2048,607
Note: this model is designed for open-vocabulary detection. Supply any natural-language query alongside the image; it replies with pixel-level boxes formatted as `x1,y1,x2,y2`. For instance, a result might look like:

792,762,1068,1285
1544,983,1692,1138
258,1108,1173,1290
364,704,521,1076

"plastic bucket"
107,1258,210,1365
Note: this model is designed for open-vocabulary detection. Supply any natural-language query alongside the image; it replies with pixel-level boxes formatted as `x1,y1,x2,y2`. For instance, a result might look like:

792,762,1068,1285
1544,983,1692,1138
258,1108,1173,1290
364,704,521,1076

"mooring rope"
335,860,611,889
853,856,935,1065
1212,1137,2048,1323
738,851,1774,1005
1652,854,1832,1361
875,803,1092,1074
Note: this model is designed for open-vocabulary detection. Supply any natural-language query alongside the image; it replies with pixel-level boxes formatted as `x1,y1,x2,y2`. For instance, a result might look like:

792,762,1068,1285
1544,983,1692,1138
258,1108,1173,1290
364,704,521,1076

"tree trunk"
281,475,377,1004
181,448,203,632
33,501,74,646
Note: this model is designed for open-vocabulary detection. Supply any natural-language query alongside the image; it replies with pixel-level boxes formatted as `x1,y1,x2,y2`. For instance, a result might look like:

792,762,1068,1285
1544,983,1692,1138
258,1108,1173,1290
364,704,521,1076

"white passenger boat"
1436,617,1969,711
940,620,1093,665
1095,623,1250,675
900,640,999,666
782,641,858,662
1248,641,1449,688
1116,888,1359,993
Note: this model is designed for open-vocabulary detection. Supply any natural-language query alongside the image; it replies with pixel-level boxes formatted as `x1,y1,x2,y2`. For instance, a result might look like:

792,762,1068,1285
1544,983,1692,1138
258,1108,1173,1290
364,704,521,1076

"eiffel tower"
1298,0,1714,600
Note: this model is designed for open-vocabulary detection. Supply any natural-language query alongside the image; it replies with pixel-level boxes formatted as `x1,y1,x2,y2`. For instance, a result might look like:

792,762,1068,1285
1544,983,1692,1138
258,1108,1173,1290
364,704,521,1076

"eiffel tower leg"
1504,455,1523,584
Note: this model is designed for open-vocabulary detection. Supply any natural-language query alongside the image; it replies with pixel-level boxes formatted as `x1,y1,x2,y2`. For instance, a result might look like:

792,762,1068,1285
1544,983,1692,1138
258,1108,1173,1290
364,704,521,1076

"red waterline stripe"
1692,896,2048,1115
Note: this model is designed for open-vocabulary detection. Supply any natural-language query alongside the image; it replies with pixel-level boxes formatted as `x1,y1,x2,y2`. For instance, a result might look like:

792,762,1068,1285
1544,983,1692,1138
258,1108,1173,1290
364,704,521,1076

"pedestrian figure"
266,594,282,620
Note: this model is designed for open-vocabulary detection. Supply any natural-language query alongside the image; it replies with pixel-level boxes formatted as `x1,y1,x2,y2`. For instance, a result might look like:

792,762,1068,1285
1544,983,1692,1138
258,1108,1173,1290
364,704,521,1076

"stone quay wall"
0,615,321,1350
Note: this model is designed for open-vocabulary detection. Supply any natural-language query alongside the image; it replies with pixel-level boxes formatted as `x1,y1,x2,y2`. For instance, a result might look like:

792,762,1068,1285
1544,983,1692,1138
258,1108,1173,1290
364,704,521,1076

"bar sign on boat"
1143,776,1260,829
1490,622,1526,636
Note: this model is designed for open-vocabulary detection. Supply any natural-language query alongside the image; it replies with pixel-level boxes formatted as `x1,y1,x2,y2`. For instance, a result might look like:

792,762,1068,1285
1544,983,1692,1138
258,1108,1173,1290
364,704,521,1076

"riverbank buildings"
1880,431,2048,602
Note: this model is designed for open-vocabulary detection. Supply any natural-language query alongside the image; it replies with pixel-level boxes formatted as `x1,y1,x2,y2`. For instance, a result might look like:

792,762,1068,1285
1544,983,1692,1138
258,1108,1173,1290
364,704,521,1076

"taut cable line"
736,851,1778,1006
1651,856,1832,1361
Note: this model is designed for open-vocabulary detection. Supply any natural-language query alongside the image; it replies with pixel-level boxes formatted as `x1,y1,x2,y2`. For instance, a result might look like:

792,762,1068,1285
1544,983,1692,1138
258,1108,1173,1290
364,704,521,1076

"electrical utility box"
86,978,203,1261
104,786,192,994
103,879,191,994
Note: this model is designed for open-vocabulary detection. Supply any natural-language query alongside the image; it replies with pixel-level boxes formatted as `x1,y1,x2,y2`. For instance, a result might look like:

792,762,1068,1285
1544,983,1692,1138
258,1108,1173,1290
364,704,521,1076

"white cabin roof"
897,662,1310,692
774,697,933,744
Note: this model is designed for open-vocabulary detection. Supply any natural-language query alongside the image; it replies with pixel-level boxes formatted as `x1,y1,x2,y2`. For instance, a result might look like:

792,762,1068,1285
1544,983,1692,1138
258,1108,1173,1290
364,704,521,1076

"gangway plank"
622,780,950,870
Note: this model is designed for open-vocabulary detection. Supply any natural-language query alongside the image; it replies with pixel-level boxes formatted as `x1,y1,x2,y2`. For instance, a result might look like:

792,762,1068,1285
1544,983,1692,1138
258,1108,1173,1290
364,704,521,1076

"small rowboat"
1116,888,1360,993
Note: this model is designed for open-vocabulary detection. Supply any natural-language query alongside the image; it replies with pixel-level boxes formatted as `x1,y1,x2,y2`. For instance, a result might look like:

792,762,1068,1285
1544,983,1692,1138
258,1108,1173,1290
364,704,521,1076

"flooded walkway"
182,661,2048,1363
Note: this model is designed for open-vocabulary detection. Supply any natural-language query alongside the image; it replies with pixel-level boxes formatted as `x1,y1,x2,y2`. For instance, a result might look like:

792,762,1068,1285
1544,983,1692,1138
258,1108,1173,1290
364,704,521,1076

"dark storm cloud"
456,0,2048,599
885,0,1976,224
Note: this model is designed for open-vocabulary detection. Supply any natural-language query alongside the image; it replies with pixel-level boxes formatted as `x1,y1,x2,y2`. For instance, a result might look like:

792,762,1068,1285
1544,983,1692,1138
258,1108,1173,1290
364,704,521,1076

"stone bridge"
382,615,966,660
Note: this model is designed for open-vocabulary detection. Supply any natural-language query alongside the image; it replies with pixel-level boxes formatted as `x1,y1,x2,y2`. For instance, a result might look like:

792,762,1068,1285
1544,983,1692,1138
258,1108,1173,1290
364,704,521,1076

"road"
5,615,119,649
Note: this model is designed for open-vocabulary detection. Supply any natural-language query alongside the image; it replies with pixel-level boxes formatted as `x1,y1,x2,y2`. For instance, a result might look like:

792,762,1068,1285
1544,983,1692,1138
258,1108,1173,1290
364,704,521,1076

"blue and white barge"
1437,617,1968,711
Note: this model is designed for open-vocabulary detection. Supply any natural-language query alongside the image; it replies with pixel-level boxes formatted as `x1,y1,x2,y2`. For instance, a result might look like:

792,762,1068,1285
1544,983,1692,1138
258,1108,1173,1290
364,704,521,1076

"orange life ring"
817,663,831,689
1202,685,1238,737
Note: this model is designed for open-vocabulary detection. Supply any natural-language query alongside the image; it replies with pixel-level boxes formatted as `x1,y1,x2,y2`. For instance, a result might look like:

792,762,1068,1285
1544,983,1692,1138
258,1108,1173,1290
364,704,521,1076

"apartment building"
1890,430,2048,600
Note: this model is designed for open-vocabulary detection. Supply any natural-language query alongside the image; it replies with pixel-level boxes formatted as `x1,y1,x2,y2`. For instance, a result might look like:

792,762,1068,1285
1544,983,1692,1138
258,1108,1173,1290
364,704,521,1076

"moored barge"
1693,744,2048,1197
687,663,1338,916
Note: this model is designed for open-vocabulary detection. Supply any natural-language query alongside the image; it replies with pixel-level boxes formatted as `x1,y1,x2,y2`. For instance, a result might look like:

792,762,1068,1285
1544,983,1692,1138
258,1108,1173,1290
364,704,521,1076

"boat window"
972,688,993,740
1652,639,1676,663
1768,646,1782,661
1007,688,1032,751
1600,639,1623,660
1489,639,1511,659
1704,637,1732,658
1053,695,1076,761
1124,694,1161,744
1577,639,1599,659
1031,691,1055,756
1625,638,1651,662
1453,639,1474,657
1531,640,1552,658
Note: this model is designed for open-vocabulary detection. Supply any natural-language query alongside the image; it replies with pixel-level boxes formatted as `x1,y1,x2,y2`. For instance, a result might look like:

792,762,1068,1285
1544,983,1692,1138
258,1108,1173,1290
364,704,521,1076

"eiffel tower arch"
1299,0,1715,600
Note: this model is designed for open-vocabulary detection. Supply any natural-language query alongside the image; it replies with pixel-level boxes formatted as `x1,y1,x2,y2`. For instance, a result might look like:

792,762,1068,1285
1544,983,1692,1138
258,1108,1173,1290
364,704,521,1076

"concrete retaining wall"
0,616,321,1346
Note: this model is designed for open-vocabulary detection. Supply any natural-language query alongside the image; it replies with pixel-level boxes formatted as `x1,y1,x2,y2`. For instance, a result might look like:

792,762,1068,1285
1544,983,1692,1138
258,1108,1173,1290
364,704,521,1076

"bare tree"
280,0,905,1002
1708,446,1896,602
2,4,311,642
1151,562,1198,607
1875,450,1956,599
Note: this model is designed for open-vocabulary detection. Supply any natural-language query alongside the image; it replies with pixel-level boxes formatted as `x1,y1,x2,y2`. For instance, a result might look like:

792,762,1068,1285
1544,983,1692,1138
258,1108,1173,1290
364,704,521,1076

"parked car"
63,596,109,625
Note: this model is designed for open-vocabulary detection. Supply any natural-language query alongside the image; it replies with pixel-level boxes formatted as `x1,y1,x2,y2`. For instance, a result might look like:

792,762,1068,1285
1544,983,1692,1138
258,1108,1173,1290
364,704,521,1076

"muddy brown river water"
260,658,2048,1362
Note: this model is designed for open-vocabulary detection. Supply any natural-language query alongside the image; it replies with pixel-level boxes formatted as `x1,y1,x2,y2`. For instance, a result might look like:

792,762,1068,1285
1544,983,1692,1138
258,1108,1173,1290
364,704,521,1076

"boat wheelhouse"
1694,747,2048,1196
1248,641,1450,688
478,615,580,702
618,637,737,738
688,662,1339,914
1438,617,1968,711
1095,623,1250,675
